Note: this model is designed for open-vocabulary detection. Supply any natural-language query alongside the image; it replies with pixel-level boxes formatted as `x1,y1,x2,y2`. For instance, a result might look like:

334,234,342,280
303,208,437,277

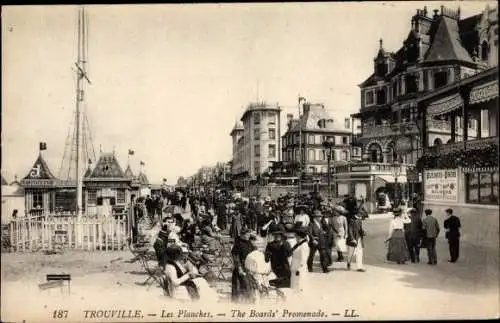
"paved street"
300,217,499,320
2,216,498,321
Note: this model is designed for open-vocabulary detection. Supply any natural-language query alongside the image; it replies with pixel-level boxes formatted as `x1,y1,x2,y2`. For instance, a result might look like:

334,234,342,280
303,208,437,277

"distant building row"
229,101,355,187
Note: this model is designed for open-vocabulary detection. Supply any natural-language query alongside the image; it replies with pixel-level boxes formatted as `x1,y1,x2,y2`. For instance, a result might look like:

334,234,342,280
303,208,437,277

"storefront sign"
424,169,458,201
21,179,55,187
469,80,498,105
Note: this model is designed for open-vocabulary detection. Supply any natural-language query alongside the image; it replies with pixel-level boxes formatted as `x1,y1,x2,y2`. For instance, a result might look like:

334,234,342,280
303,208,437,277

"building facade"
20,149,134,217
281,102,357,175
417,65,498,248
240,102,282,177
352,6,497,166
346,5,497,205
229,122,245,176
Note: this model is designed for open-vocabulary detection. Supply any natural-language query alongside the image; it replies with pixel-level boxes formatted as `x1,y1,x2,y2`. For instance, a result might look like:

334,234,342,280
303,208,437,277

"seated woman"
164,244,218,302
200,216,218,251
180,218,197,249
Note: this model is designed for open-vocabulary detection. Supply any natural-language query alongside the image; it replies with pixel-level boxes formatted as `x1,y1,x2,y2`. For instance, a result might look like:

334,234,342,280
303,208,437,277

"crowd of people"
129,188,461,303
385,205,461,265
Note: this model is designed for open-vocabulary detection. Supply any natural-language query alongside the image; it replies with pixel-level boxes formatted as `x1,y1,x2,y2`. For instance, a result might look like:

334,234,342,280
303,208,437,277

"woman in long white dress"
244,236,274,302
290,225,310,294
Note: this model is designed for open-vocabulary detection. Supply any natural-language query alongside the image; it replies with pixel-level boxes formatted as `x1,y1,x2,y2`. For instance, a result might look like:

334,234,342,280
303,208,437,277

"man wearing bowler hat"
307,209,329,273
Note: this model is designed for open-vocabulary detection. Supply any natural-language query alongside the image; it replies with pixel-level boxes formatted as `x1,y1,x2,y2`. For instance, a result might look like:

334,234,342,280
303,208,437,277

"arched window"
481,41,489,61
433,138,443,146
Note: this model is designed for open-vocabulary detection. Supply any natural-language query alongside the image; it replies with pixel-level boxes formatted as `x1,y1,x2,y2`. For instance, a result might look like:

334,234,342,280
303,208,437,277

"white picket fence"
8,214,128,252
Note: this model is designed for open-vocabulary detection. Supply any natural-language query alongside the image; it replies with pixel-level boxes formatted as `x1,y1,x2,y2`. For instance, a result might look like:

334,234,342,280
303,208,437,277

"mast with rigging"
75,5,92,217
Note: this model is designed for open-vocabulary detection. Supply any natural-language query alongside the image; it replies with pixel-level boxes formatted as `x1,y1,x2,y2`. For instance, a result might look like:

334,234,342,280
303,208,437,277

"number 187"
53,310,68,319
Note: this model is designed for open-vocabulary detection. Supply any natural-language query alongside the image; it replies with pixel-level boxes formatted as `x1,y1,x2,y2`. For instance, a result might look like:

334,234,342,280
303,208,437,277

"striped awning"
469,80,498,105
427,93,464,117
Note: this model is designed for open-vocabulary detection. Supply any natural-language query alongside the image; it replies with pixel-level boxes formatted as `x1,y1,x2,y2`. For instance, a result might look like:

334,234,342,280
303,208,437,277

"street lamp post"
322,136,335,200
392,158,402,208
297,96,306,195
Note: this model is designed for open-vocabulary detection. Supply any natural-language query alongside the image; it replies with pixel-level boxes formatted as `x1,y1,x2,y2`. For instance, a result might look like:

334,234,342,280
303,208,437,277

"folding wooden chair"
128,240,162,289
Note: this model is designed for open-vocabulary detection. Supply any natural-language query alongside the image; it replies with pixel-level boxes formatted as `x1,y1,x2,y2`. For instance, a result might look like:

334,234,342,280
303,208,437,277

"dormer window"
481,41,489,61
376,62,388,76
317,119,327,128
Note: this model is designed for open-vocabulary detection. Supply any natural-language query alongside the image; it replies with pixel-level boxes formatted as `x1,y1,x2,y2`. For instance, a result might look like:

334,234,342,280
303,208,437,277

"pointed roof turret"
137,171,149,186
87,153,126,179
376,38,390,59
424,15,473,63
124,165,135,178
23,153,57,180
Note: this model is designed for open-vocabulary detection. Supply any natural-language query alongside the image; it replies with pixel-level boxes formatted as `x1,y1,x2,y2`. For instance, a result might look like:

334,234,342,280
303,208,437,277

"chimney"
287,113,294,130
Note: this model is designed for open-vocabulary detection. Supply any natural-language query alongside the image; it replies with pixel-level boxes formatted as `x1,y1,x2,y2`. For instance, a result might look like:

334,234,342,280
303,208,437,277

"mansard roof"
424,15,474,63
287,104,351,134
87,153,127,180
23,153,57,180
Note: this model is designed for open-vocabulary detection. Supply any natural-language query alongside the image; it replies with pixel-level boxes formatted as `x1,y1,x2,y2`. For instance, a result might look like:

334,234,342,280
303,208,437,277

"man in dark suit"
443,208,461,263
307,209,329,273
406,208,424,263
422,209,440,265
321,209,337,267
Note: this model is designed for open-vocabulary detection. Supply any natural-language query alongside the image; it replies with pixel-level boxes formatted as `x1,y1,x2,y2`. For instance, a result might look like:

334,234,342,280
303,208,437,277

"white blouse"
388,217,411,236
294,214,310,227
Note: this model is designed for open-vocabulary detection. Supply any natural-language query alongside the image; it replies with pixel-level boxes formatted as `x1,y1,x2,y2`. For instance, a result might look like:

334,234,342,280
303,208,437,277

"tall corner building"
230,102,282,189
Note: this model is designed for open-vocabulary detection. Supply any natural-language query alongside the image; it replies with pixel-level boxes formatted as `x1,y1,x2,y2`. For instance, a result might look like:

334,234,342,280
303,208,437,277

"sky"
1,1,494,184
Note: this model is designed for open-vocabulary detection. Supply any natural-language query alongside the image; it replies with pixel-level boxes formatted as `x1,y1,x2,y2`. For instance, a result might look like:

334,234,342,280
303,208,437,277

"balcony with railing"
361,122,419,139
425,136,498,154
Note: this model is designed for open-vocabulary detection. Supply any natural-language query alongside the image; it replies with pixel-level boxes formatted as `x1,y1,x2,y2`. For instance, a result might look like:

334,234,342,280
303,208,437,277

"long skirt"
387,229,409,263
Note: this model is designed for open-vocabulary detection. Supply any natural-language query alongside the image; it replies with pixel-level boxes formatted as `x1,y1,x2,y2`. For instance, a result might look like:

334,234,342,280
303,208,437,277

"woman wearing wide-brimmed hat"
265,223,293,288
386,208,411,264
332,205,348,262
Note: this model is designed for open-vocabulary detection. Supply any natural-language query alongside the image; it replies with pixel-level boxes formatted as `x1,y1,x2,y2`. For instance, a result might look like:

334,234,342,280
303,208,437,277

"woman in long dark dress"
386,208,411,264
265,224,292,288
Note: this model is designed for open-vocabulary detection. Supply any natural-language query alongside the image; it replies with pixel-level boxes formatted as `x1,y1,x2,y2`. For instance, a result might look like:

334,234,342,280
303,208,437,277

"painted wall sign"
424,169,458,201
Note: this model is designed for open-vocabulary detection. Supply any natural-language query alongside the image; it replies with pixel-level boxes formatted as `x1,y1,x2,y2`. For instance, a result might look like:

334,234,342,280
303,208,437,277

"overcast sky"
2,1,493,184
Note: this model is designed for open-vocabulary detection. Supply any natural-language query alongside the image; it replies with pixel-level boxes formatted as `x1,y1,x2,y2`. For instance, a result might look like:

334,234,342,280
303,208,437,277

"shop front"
422,167,498,248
